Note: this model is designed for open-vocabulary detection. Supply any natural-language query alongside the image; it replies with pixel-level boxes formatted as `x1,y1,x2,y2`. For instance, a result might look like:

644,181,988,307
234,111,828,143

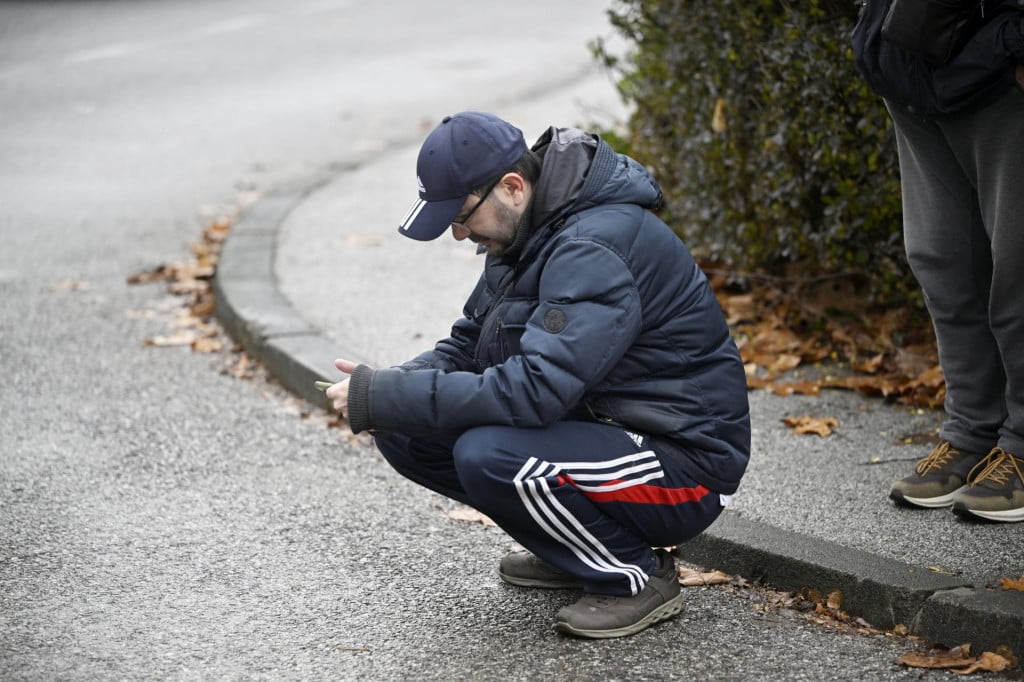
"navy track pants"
374,420,724,597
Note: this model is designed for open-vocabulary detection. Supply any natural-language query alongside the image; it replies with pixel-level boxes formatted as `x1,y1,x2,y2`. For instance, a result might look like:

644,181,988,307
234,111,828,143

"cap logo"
417,175,425,193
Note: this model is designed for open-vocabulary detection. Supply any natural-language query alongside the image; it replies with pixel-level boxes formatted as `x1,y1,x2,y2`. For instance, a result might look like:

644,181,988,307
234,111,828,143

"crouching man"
327,111,751,638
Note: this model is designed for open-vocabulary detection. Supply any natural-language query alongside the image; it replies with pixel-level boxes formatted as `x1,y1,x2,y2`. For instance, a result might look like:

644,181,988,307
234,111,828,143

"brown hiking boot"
952,447,1024,523
553,549,682,639
888,441,986,508
498,551,583,589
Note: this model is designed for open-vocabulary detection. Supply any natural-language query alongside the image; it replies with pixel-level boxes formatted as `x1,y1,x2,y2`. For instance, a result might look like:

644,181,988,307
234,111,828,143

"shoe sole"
952,502,1024,523
497,570,583,589
889,485,966,509
552,593,684,639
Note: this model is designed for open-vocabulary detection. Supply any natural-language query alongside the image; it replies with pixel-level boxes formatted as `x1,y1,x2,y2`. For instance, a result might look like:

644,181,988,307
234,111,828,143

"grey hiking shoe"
553,549,682,639
889,441,986,508
952,448,1024,523
498,552,583,589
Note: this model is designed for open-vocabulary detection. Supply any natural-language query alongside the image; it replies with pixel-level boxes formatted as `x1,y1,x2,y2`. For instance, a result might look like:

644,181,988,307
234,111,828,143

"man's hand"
325,358,358,416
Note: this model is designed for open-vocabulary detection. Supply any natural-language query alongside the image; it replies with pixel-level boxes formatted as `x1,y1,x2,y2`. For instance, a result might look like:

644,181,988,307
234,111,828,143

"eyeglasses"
451,181,497,230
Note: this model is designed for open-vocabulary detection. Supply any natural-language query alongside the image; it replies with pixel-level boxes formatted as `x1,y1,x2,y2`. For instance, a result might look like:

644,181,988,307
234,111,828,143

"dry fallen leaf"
191,297,216,318
143,332,196,347
826,590,843,610
927,565,960,576
50,279,88,292
897,643,974,669
226,352,256,379
175,263,215,280
998,575,1024,592
912,645,1016,676
995,645,1019,671
677,567,731,587
852,353,885,374
168,279,209,296
711,97,728,134
768,380,820,397
720,293,756,325
443,507,496,527
191,337,224,353
801,587,823,604
124,309,157,320
770,353,802,373
950,651,1012,675
783,415,839,437
126,265,173,285
172,315,205,329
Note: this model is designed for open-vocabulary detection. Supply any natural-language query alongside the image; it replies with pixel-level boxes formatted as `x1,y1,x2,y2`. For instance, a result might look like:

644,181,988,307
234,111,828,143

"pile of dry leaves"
127,212,258,382
706,265,944,409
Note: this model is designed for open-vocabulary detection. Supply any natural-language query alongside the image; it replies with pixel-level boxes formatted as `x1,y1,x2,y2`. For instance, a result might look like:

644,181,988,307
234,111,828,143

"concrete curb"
214,171,348,411
215,171,1024,661
676,513,1024,656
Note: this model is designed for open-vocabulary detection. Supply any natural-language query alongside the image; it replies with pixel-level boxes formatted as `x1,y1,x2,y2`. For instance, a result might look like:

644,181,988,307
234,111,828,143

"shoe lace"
915,441,958,475
967,448,1024,486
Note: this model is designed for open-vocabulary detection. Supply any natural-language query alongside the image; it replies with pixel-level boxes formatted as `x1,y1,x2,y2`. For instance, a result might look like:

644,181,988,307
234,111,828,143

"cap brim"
397,196,465,241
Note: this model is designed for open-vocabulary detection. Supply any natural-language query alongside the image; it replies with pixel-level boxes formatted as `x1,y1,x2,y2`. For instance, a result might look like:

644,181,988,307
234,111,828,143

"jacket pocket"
485,297,534,365
498,321,527,359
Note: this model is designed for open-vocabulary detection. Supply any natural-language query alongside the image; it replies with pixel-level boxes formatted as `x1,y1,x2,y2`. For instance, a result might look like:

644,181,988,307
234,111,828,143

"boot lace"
915,441,958,475
967,448,1024,487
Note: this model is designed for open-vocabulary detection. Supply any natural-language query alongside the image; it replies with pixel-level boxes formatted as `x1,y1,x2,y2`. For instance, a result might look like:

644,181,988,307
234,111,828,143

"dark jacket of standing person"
853,0,1024,115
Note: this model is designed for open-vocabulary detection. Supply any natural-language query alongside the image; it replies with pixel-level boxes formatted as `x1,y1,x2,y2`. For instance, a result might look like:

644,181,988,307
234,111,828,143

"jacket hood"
529,127,663,229
496,127,663,262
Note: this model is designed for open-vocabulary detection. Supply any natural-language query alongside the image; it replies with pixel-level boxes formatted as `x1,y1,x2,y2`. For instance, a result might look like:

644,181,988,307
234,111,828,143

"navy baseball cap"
398,112,528,241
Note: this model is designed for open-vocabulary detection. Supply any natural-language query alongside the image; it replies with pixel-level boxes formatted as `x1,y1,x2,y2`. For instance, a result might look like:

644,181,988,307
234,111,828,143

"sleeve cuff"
346,364,374,433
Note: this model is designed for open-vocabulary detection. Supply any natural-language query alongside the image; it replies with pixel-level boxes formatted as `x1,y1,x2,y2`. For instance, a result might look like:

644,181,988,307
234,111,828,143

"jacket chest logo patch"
543,309,568,333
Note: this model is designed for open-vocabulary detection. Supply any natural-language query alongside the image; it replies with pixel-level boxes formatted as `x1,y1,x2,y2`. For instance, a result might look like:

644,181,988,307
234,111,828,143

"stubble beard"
481,200,521,256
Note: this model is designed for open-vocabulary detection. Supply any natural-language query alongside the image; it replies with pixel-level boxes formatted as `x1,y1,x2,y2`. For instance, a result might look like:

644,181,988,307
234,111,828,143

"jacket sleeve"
347,237,642,435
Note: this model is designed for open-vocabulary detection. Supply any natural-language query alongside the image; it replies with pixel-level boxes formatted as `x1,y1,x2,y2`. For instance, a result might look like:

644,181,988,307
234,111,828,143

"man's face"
449,181,523,256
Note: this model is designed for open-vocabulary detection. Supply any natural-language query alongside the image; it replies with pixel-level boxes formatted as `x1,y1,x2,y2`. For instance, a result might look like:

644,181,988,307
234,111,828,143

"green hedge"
594,0,916,305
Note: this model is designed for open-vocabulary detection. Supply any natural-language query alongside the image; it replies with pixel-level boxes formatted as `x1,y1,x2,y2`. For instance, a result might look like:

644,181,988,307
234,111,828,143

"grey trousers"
887,85,1024,455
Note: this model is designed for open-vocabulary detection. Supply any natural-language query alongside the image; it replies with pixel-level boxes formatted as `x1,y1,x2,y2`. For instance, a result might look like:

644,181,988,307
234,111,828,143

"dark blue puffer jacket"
346,127,751,494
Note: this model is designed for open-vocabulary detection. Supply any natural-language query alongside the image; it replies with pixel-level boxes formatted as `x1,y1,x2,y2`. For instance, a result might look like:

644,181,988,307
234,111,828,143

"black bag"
881,0,984,65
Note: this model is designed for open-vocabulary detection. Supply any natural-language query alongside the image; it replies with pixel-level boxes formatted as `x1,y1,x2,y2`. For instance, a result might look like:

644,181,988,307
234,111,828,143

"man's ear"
500,172,528,206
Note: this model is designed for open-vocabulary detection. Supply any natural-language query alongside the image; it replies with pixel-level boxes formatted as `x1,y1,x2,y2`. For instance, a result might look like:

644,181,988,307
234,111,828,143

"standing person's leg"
940,86,1024,521
941,86,1024,457
885,102,997,507
888,103,1004,453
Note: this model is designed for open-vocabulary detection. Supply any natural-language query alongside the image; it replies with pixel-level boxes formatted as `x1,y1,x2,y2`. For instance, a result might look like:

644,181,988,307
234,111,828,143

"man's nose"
450,223,471,241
